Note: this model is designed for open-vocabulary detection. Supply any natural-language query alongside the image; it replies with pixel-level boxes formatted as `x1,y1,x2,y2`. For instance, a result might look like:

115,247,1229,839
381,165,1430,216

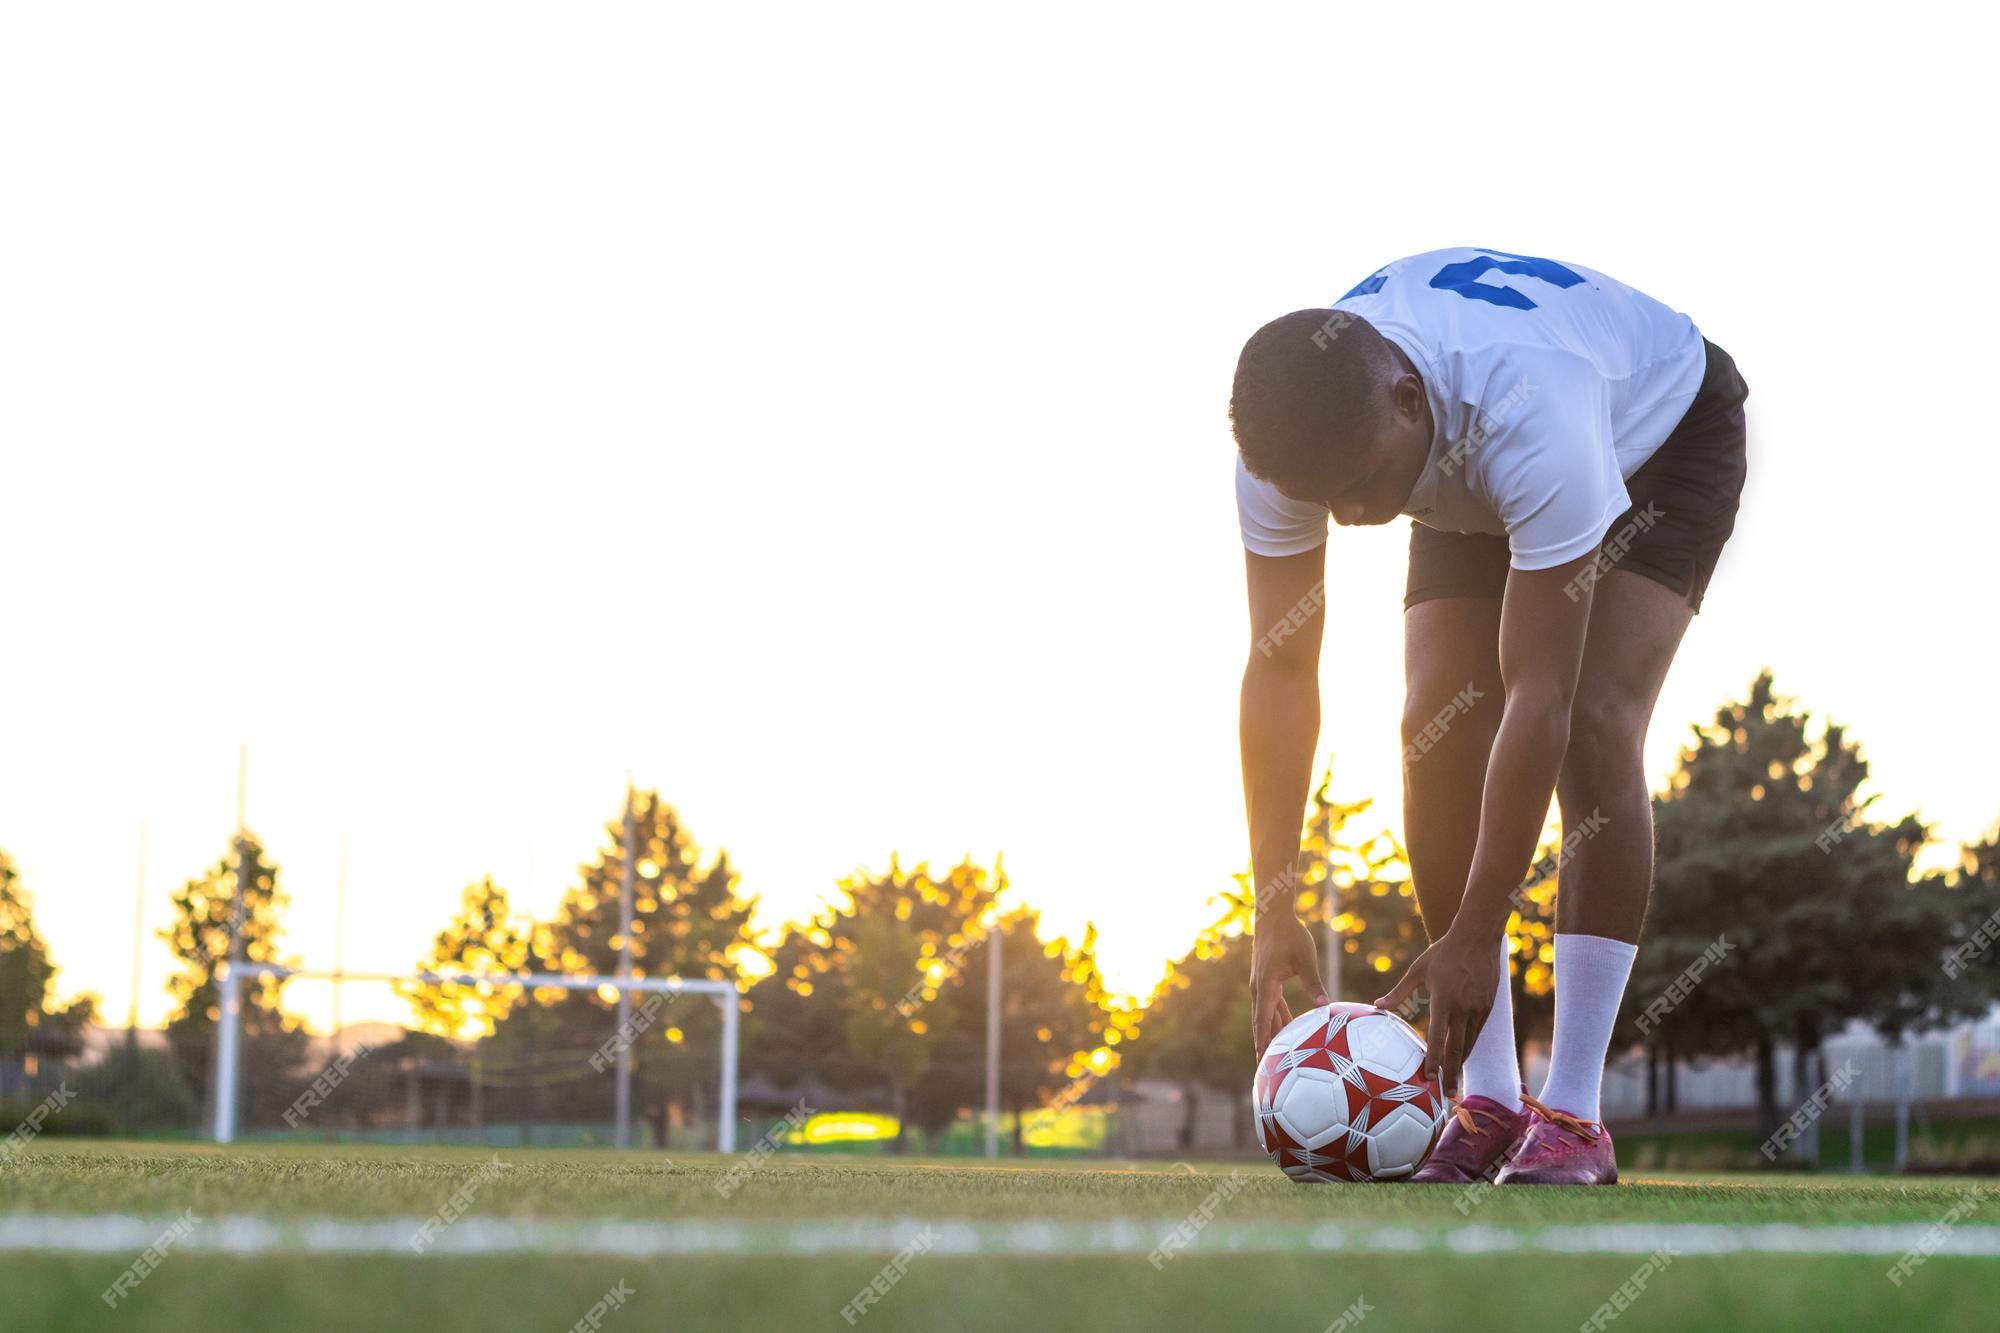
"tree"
159,834,306,1127
750,855,993,1150
845,909,953,1148
488,790,758,1144
1125,928,1252,1149
395,876,541,1137
911,907,1135,1155
1639,672,1991,1146
400,877,535,1039
747,916,865,1101
0,851,95,1098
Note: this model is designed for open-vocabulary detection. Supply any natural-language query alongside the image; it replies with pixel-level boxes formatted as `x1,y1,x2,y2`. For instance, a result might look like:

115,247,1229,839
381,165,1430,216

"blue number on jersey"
1427,248,1585,310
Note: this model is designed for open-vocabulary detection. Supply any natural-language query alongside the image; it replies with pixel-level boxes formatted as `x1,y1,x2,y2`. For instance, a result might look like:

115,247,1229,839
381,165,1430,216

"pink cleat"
1494,1095,1619,1185
1410,1095,1531,1184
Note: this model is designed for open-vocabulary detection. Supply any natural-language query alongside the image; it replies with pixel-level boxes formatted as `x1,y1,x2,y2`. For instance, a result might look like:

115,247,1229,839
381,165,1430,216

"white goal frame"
213,963,740,1151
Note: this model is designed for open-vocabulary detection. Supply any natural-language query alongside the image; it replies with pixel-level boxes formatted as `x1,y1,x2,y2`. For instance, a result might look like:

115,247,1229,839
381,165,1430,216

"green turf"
6,1253,1995,1333
6,1139,1995,1225
3,1141,1995,1332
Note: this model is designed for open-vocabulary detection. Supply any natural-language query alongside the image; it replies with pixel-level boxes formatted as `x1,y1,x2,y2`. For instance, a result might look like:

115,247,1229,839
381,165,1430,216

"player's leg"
1498,569,1689,1186
1502,337,1749,1185
1400,525,1509,942
1400,528,1531,1182
1541,567,1693,1105
1401,596,1504,938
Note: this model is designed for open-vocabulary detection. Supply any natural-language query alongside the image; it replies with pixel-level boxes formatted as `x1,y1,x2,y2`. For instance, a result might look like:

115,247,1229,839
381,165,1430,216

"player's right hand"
1250,911,1330,1058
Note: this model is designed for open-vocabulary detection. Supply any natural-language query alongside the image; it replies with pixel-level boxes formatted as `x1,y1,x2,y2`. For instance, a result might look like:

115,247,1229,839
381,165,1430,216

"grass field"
3,1141,1996,1332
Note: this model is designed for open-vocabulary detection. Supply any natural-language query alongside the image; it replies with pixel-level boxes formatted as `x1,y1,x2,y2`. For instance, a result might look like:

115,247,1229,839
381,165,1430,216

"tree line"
3,671,1997,1151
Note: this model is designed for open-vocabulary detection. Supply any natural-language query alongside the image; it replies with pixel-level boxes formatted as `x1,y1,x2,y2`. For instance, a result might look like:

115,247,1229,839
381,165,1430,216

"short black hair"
1229,309,1400,491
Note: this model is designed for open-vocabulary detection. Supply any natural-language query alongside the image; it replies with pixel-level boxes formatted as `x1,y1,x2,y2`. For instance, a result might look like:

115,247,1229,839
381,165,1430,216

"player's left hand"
1372,928,1500,1099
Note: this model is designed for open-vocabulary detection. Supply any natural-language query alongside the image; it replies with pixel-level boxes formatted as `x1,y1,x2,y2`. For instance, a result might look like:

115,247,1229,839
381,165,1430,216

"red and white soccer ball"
1253,1001,1448,1183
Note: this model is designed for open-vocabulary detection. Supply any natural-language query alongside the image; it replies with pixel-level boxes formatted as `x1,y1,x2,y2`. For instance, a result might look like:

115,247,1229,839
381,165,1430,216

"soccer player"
1232,248,1748,1185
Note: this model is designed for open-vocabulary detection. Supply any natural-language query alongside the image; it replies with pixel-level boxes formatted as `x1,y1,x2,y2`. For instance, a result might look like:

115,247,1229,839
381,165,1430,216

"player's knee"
1400,682,1496,765
1561,693,1648,787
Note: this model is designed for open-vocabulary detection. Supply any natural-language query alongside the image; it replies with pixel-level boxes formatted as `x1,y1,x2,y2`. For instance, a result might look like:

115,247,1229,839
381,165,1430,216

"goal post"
213,963,740,1152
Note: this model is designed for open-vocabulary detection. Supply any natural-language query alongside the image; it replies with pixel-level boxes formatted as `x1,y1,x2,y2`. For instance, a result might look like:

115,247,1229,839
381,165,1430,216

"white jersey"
1236,247,1707,569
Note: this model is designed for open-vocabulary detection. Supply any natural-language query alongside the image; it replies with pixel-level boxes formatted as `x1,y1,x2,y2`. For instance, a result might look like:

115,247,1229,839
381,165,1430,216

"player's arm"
1376,552,1596,1092
1242,544,1333,1055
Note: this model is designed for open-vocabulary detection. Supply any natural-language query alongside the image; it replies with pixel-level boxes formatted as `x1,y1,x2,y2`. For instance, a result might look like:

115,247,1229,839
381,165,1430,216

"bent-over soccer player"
1231,247,1749,1185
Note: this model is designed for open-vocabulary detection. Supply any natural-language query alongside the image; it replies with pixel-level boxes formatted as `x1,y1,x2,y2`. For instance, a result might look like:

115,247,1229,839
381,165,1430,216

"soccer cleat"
1494,1094,1620,1185
1409,1094,1530,1184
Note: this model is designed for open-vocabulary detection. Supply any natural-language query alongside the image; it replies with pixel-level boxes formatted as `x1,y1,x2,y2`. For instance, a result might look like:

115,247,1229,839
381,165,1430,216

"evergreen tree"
0,851,96,1097
488,791,756,1142
401,877,535,1039
1640,672,1989,1144
159,834,306,1127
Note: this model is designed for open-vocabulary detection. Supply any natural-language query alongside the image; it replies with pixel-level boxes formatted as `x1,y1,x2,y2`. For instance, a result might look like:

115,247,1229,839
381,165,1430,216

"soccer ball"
1253,1002,1447,1183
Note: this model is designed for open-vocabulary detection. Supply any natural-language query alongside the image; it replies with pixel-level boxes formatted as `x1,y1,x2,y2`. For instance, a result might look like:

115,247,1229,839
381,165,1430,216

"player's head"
1229,310,1431,526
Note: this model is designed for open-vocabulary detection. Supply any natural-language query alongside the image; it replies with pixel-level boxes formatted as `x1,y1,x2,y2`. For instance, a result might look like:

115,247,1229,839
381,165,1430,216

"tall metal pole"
332,835,348,1047
614,784,637,1149
1849,1061,1865,1173
128,819,147,1053
1893,1034,1913,1171
984,852,1003,1159
214,962,242,1143
717,990,739,1153
213,748,249,1140
1320,787,1340,1004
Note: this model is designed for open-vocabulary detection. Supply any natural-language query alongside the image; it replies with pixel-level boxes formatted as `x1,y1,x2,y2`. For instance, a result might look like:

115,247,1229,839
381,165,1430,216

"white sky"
3,3,1995,1028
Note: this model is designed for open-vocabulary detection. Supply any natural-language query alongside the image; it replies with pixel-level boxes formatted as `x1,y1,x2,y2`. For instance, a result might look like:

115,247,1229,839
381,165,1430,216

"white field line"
2,1214,1999,1259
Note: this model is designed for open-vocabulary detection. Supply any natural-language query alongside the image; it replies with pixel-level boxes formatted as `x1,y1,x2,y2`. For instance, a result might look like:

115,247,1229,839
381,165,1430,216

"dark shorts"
1404,337,1750,613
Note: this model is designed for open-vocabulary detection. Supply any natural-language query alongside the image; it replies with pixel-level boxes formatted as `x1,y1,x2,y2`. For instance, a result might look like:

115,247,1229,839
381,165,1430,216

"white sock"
1459,938,1522,1111
1539,933,1639,1123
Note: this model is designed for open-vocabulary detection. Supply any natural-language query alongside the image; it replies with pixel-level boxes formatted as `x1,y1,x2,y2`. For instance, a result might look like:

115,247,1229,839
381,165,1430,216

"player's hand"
1372,928,1499,1098
1251,911,1330,1057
